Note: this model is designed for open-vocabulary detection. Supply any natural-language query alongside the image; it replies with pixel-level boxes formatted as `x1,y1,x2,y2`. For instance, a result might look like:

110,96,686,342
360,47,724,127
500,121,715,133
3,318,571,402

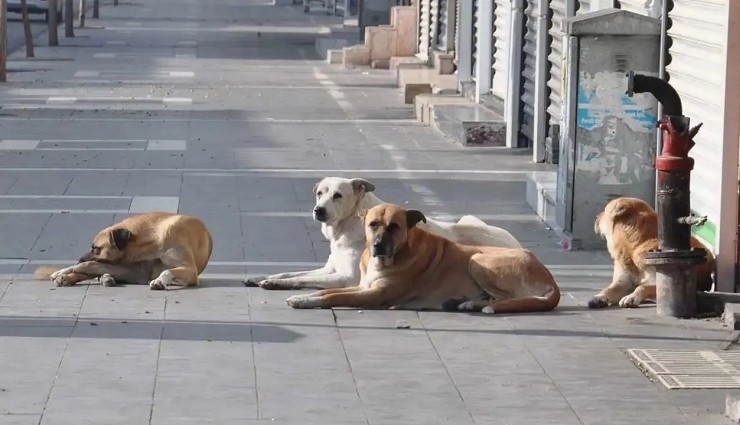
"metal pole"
20,0,34,58
65,0,74,37
48,0,59,46
0,0,6,83
78,0,85,28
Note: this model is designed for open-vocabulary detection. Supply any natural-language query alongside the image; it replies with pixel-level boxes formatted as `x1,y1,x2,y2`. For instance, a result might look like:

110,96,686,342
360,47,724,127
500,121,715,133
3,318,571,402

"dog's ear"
109,228,132,251
610,203,630,221
351,178,375,194
406,210,427,229
313,182,320,195
357,208,368,223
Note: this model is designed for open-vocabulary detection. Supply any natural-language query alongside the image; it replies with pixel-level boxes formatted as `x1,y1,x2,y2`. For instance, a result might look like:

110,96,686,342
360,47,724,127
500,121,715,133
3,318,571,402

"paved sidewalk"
0,0,737,424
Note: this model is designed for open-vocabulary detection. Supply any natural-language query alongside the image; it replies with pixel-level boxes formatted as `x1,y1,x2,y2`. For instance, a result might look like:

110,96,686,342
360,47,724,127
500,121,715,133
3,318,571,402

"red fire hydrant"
626,71,708,318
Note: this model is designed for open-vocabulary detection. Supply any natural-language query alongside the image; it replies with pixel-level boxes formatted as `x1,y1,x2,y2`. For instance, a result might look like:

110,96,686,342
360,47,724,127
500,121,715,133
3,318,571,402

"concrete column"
456,0,473,88
716,0,740,292
474,0,493,100
531,0,549,162
505,0,524,148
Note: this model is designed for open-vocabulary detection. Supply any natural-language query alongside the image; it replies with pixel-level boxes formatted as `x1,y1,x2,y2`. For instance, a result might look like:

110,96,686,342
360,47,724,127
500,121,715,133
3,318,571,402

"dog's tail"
33,266,61,280
490,286,561,314
489,261,561,314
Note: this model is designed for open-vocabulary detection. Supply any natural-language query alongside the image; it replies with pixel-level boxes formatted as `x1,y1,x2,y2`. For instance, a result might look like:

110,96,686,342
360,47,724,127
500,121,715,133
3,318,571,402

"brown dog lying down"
590,196,714,308
34,212,213,290
287,203,560,313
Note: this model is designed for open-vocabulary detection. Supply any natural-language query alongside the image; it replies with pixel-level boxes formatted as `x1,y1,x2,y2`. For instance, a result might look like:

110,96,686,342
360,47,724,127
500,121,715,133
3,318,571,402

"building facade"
408,0,739,291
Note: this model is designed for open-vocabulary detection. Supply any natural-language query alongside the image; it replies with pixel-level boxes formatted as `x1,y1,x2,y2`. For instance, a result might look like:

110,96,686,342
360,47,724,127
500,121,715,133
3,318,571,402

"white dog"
243,177,523,290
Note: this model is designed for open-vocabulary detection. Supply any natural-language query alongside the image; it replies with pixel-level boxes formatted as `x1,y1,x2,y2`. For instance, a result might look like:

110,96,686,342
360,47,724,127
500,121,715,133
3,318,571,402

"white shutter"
471,0,480,79
430,0,440,51
490,0,510,101
418,0,432,60
520,0,539,140
436,0,449,50
545,0,569,126
447,0,460,58
665,0,728,247
616,0,655,16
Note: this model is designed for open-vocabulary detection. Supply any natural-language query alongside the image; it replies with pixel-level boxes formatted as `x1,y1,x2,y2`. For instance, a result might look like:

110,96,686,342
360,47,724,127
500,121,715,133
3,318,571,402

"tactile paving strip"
627,349,740,389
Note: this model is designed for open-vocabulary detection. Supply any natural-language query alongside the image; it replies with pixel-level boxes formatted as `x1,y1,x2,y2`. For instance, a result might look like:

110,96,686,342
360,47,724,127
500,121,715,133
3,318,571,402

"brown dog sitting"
589,196,714,308
286,203,560,313
34,212,213,290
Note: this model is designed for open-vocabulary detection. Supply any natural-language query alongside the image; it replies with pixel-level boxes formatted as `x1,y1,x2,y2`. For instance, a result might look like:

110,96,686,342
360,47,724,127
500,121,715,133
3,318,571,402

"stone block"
370,59,390,70
327,49,344,64
727,394,740,423
462,121,506,146
343,45,370,67
724,302,740,330
404,83,432,105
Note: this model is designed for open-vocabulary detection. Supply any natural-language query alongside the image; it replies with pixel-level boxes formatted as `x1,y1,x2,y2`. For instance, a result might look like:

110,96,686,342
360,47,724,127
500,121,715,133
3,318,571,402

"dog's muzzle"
313,206,327,222
371,237,393,258
78,252,109,264
79,252,94,263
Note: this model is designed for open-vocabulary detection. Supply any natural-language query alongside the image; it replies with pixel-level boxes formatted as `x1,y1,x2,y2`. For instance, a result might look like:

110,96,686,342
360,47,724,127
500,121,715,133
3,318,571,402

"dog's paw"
258,280,292,290
457,301,480,311
50,266,74,280
99,274,116,287
243,276,267,287
149,271,180,290
53,274,76,287
619,293,642,308
286,294,321,309
481,305,496,314
149,278,167,291
441,297,468,311
587,295,610,309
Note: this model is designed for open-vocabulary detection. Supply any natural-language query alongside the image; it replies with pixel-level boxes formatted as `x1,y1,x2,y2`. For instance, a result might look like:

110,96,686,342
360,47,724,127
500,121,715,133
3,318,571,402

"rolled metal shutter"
418,0,431,60
490,0,510,101
545,0,568,127
471,0,480,79
430,0,440,51
453,0,460,62
519,0,539,141
665,0,727,247
436,0,448,50
615,0,654,16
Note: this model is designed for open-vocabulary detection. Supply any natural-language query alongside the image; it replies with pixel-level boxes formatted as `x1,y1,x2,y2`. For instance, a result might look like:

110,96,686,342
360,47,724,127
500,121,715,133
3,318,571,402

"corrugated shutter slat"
490,0,510,100
419,0,431,59
546,0,568,124
520,0,539,140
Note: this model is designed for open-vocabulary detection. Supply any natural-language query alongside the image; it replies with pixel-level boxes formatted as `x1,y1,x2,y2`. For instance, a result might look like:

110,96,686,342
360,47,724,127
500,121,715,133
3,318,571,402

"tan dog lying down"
287,203,560,313
34,212,213,290
246,177,523,291
590,197,714,308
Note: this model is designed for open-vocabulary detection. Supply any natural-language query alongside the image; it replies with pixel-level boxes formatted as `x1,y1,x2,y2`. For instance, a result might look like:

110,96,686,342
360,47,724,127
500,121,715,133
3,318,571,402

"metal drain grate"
627,349,740,389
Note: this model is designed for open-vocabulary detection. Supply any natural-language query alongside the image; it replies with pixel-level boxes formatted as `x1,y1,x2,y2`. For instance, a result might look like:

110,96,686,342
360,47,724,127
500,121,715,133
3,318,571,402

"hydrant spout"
626,71,683,117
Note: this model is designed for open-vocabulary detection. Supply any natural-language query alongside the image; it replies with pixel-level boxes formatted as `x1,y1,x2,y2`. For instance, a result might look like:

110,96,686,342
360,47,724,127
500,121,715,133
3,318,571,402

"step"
430,104,506,147
315,33,359,60
327,49,344,64
414,93,472,124
525,170,559,234
390,56,426,71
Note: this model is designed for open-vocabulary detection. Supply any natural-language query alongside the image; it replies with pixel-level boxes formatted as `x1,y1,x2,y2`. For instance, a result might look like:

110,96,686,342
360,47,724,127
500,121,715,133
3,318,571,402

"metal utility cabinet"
555,9,662,250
